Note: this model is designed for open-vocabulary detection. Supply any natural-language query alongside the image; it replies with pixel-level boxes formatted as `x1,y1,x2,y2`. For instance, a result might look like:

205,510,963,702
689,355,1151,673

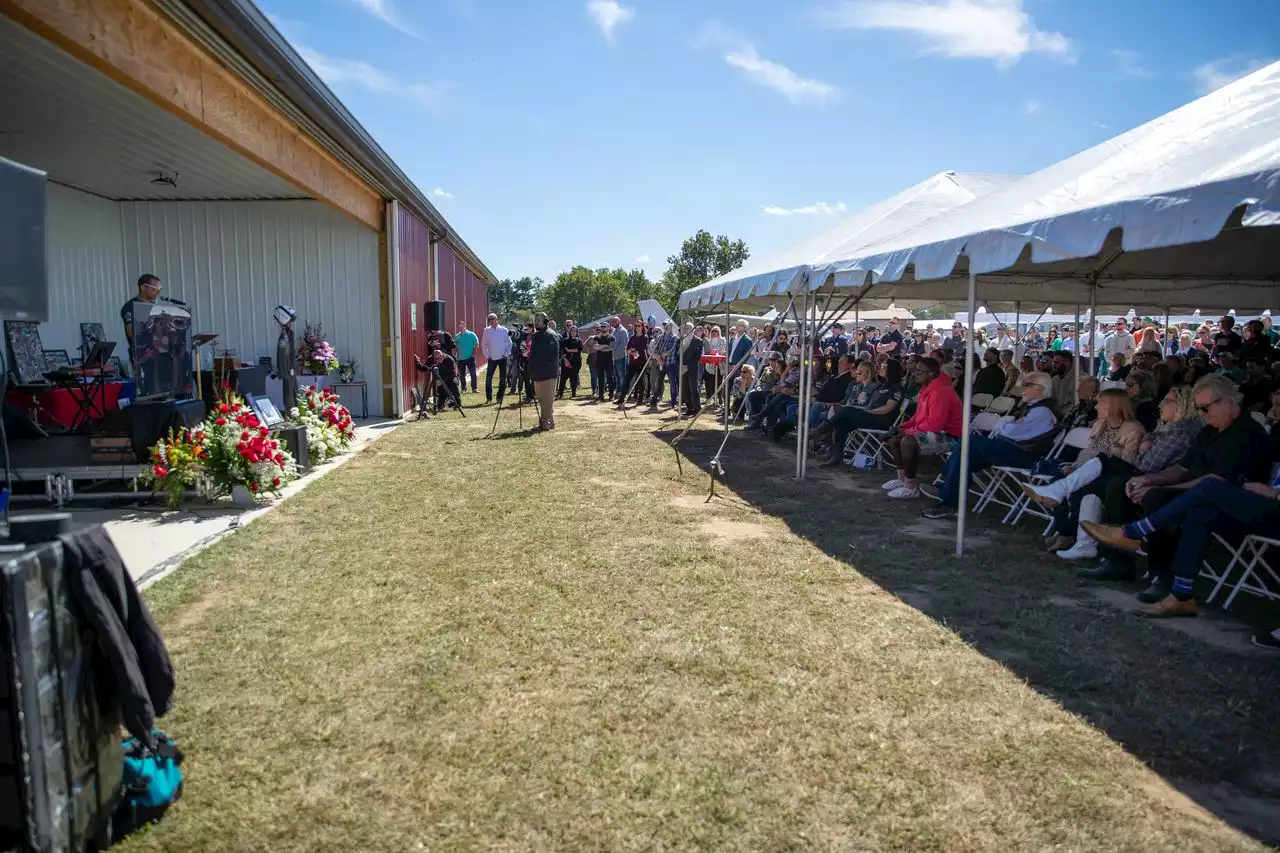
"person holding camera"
558,319,583,398
529,313,561,430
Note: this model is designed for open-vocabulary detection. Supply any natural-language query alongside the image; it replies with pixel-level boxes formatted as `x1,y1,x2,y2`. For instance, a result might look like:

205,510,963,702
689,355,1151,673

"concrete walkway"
59,417,401,587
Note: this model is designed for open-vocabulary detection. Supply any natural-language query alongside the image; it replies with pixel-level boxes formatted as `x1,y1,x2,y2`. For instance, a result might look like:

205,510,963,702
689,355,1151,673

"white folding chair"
1007,385,1024,398
970,393,994,412
987,396,1016,415
1204,535,1280,609
1251,410,1267,426
844,406,908,468
987,427,1093,527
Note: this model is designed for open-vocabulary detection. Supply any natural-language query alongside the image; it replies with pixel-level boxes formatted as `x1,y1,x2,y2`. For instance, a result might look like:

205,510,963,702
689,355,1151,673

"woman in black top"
558,325,584,398
590,325,615,401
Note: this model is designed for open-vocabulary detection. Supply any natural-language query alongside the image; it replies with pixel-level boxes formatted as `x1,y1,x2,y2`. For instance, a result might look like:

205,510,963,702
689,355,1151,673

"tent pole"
1015,301,1021,361
726,300,733,427
956,272,979,557
1164,306,1171,354
796,281,809,480
1074,303,1082,389
1087,286,1097,378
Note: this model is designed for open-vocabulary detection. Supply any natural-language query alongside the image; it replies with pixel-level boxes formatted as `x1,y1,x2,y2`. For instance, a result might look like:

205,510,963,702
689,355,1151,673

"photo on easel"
80,322,106,359
4,320,47,384
244,393,284,427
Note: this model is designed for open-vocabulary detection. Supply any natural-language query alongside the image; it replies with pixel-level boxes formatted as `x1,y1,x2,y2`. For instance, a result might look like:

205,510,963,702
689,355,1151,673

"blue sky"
259,0,1279,285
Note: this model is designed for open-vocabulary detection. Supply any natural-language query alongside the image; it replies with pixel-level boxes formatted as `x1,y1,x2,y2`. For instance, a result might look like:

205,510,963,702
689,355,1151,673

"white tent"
674,59,1280,553
677,171,1019,312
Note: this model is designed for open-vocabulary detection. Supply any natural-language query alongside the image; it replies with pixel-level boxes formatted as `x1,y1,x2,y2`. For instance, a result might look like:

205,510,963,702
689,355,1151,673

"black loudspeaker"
424,300,446,331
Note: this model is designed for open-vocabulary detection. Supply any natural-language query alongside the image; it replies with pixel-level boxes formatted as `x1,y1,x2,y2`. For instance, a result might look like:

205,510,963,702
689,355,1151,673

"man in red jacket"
882,358,964,499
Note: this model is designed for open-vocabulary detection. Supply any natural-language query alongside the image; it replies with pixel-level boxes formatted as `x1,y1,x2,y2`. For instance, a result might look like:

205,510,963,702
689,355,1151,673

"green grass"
124,395,1276,852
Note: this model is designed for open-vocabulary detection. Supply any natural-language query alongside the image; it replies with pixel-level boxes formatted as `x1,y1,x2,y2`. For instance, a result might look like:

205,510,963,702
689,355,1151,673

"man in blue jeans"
922,372,1059,519
609,317,629,399
1085,472,1280,618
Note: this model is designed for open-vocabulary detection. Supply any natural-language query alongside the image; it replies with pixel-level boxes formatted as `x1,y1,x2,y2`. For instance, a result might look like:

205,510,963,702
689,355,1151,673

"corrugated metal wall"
118,199,385,414
43,183,127,355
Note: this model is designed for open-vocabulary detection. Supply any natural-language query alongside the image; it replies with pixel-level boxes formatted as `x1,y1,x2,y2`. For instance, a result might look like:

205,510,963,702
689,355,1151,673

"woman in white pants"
1025,386,1202,559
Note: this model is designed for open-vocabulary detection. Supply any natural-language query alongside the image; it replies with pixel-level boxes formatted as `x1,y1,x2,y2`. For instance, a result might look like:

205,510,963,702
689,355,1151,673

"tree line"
488,229,749,325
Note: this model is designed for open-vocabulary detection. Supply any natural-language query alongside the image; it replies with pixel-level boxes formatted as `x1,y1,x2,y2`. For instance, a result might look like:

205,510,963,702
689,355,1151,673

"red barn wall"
396,206,432,411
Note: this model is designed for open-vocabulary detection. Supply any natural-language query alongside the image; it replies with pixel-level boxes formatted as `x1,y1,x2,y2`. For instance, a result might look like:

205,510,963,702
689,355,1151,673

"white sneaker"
1056,541,1098,560
881,478,903,491
887,486,920,500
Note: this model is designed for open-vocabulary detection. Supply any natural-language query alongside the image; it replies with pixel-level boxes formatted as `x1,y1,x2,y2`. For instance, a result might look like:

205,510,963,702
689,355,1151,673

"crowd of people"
442,309,1280,648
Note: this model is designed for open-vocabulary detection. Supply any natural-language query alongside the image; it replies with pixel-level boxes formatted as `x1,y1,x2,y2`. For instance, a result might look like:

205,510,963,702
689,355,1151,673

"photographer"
414,344,462,413
529,312,560,430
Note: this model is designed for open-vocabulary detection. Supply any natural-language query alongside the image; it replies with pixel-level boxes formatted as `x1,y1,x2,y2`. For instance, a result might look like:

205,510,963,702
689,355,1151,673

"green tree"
660,230,750,311
538,267,629,325
489,275,543,318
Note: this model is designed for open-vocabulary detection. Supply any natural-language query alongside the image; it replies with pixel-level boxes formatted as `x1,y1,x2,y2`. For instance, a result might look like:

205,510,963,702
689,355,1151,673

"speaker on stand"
424,300,446,332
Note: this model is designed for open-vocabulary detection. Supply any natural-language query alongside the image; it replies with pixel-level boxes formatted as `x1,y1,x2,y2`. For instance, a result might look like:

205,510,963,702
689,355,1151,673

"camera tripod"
409,365,466,420
486,357,539,437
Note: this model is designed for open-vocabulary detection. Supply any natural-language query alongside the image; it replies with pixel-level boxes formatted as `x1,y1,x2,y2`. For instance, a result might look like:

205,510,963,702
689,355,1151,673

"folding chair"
1205,534,1280,610
1251,410,1267,427
991,426,1093,527
844,406,908,468
987,396,1016,415
932,413,1010,490
970,393,994,412
975,428,1080,524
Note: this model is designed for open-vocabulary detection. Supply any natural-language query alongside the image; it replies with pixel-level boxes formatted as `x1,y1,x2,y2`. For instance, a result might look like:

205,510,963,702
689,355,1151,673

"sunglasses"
1195,400,1218,413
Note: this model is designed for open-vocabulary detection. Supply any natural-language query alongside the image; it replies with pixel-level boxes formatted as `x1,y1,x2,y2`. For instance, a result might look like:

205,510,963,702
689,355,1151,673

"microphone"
161,296,188,306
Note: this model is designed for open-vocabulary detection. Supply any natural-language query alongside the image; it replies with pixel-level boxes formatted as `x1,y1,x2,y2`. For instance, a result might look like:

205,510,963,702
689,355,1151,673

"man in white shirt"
993,324,1014,354
1103,316,1136,377
1079,320,1106,376
481,313,513,403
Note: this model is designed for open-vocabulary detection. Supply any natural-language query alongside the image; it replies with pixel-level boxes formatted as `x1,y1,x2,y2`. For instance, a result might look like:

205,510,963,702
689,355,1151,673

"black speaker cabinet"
424,300,446,331
275,424,310,473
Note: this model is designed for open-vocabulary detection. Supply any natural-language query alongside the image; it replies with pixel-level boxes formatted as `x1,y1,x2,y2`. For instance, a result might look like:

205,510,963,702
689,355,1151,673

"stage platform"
7,436,146,504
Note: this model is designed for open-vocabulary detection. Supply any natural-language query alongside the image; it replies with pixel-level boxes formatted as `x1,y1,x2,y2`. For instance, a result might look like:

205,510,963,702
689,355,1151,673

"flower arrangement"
298,324,340,375
139,391,298,507
139,427,207,508
203,394,298,500
338,360,358,383
288,385,356,462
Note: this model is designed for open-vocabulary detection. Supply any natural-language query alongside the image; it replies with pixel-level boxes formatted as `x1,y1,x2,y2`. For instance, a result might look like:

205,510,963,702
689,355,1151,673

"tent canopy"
817,61,1280,311
679,61,1280,316
677,171,1019,312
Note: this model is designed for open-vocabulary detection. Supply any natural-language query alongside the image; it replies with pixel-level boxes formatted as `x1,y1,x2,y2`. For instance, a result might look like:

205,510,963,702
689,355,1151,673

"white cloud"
1111,48,1152,78
1192,55,1272,95
762,201,848,216
814,0,1074,68
431,187,454,199
297,46,448,108
587,0,635,43
635,254,651,263
1021,98,1040,116
725,46,838,105
351,0,420,38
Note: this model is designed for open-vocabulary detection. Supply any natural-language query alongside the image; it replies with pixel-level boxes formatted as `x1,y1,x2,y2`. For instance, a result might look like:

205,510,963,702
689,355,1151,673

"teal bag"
113,731,184,838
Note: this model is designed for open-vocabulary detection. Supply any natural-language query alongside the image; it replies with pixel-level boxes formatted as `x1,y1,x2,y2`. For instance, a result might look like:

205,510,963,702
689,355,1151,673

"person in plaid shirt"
647,319,680,408
1027,385,1204,560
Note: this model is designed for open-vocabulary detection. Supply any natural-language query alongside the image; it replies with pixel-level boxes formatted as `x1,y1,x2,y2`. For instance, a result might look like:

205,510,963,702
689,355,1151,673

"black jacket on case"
59,527,174,750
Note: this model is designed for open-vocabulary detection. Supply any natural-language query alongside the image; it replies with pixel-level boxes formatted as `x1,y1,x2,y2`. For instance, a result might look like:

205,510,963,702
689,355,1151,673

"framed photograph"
4,321,47,384
244,393,284,427
42,349,71,370
109,355,128,377
80,322,107,359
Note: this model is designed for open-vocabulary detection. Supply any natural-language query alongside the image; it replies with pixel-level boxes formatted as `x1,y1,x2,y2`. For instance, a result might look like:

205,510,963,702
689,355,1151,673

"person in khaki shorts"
528,312,561,431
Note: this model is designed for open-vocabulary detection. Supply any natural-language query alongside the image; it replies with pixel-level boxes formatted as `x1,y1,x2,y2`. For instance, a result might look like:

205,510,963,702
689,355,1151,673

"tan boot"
1081,522,1143,553
1135,594,1197,619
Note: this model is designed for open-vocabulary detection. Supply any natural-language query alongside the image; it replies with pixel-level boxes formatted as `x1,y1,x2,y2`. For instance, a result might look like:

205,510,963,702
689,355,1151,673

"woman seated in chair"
811,360,904,467
1026,385,1200,559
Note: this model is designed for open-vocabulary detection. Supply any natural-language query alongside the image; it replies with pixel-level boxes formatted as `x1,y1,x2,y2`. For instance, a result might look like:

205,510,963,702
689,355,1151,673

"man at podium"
120,273,162,357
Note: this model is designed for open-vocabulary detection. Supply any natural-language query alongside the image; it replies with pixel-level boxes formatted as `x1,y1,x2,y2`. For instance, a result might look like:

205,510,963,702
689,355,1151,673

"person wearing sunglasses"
1083,375,1271,609
921,372,1059,519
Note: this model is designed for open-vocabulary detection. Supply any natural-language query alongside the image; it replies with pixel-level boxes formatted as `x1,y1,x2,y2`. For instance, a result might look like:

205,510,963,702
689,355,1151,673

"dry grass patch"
125,399,1276,852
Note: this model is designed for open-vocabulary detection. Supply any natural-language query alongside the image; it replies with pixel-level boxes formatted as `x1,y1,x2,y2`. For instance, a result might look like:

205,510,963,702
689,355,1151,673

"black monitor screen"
0,156,48,322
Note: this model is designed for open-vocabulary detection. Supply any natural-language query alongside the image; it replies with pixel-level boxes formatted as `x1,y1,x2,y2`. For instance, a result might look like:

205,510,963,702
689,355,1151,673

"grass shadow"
662,425,1280,845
